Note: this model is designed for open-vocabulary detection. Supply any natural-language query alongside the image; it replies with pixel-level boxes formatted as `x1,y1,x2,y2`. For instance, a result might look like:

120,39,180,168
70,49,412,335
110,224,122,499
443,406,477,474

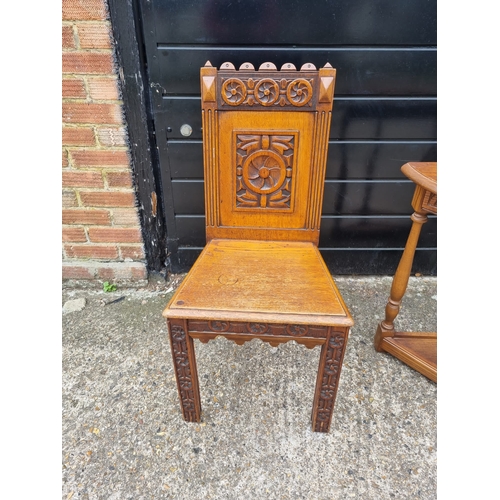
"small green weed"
103,281,117,292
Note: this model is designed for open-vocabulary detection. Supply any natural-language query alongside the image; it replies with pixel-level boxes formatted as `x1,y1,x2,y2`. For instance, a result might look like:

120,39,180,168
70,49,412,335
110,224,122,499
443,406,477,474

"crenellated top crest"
201,61,336,110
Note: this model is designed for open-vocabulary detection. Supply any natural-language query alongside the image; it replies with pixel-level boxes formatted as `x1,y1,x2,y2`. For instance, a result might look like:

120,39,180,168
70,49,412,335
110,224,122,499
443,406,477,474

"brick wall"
62,0,147,281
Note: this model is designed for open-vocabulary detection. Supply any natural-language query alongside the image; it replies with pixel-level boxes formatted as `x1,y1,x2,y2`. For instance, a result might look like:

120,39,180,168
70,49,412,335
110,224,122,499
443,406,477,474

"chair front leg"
168,319,201,422
311,329,348,432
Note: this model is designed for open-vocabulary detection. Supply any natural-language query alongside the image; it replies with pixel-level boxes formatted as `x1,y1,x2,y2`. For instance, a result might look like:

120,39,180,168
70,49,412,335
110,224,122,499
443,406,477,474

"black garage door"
136,0,437,274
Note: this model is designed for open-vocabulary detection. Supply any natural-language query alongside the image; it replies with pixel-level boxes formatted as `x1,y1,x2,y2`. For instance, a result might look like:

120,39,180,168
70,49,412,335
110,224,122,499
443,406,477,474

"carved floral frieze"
188,319,330,339
219,76,315,108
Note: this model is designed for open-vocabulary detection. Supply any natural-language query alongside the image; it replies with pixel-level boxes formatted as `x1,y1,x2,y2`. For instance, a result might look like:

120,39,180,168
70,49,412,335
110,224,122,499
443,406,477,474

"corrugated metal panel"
138,0,437,274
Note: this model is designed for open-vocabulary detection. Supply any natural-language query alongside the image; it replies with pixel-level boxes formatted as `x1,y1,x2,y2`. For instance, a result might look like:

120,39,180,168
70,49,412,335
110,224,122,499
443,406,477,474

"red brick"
62,171,104,188
110,208,140,226
62,190,78,207
63,127,96,146
87,78,119,100
113,264,144,279
96,127,127,146
97,267,115,280
63,78,86,99
62,25,75,49
106,171,133,188
63,103,122,124
63,52,113,74
63,150,69,168
80,191,136,207
77,23,112,49
62,260,147,281
62,264,95,279
88,227,142,243
62,0,107,21
131,266,148,280
120,245,145,259
63,227,87,242
65,244,119,259
72,150,129,168
62,209,111,225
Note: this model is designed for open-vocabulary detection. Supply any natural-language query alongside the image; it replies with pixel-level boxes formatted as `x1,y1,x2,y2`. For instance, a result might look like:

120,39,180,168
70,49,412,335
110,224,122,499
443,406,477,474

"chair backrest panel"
200,62,336,245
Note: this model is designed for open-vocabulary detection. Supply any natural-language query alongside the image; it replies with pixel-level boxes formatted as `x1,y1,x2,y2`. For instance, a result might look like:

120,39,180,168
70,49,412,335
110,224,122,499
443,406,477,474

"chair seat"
164,239,353,328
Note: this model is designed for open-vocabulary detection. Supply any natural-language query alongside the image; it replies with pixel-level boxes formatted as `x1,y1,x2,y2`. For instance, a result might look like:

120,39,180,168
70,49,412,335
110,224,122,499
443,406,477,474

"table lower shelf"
379,332,437,382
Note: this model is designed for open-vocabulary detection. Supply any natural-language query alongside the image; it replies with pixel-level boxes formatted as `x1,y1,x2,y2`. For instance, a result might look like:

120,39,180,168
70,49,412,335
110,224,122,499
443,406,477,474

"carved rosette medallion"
286,324,309,337
236,133,295,209
221,78,247,106
254,78,280,106
243,150,286,194
208,320,230,332
286,79,313,107
315,333,345,432
169,323,197,422
246,323,269,334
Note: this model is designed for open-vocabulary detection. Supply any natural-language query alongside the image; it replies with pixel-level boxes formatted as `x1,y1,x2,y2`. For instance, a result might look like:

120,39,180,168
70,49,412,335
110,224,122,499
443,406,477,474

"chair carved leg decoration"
163,61,354,432
167,318,201,423
312,330,349,432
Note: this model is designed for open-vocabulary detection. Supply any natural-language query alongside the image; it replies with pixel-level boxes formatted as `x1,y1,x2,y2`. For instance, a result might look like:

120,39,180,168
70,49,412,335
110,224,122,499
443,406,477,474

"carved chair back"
200,61,336,245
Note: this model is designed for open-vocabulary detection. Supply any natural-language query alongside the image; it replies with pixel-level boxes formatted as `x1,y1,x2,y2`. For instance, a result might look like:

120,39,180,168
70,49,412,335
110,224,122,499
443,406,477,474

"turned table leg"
168,319,201,422
311,329,348,432
374,210,428,350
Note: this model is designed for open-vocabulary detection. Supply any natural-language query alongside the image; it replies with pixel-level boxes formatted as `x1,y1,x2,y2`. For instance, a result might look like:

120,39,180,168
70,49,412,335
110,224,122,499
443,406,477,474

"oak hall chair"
163,61,354,432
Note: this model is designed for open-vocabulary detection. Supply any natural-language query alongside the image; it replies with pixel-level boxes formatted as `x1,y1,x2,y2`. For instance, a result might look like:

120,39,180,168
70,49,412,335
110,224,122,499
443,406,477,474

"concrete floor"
62,274,437,499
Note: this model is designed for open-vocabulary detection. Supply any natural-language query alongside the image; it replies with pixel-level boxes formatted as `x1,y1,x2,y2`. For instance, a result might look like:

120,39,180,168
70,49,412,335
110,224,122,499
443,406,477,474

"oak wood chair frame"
163,61,354,432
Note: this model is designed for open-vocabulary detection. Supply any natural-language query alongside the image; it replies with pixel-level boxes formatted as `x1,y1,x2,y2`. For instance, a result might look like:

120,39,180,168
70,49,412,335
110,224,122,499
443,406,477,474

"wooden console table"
374,162,437,382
